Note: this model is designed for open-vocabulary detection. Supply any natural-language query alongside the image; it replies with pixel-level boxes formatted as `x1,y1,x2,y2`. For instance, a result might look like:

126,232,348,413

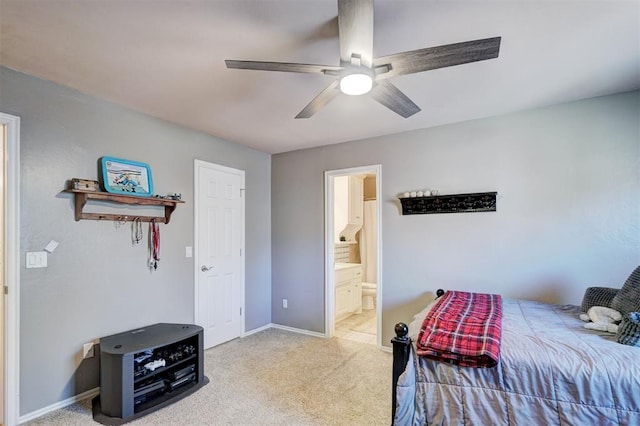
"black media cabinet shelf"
92,323,209,425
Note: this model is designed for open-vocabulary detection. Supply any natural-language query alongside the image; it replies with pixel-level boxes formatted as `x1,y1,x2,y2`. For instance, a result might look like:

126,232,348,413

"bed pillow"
408,299,438,342
580,286,620,313
610,266,640,316
616,312,640,347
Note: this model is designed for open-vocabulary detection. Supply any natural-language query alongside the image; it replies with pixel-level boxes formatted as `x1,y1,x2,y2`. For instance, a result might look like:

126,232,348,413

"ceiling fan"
225,0,501,119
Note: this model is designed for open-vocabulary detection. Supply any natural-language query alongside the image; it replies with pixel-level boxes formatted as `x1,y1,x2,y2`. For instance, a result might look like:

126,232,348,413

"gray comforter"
395,299,640,425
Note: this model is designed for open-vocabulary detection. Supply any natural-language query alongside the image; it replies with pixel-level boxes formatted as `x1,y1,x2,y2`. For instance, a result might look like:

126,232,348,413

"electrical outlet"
83,342,95,359
82,338,100,359
282,299,288,309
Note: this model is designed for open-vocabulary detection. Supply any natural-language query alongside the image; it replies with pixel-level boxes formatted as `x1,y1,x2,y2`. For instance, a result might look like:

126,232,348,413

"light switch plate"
185,246,193,258
26,252,47,268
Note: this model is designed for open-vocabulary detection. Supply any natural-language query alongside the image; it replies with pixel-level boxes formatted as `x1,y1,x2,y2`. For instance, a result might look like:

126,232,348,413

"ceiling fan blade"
370,80,421,118
225,60,342,75
295,80,341,119
338,0,374,67
373,36,501,79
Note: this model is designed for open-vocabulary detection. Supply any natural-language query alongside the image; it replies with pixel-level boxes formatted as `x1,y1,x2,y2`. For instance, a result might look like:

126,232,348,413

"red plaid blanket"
416,291,502,368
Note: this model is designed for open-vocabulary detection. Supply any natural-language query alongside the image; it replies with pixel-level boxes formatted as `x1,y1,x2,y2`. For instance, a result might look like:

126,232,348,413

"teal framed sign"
100,156,154,197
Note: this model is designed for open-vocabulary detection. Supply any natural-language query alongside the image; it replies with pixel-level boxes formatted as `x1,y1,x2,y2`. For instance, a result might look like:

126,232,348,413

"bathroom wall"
363,175,376,200
271,90,640,345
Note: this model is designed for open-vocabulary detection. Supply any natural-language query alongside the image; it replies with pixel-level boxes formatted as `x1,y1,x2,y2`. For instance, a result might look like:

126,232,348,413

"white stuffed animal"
580,306,622,334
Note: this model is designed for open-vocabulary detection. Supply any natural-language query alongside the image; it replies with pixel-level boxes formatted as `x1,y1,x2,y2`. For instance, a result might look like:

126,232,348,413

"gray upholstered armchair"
581,266,640,316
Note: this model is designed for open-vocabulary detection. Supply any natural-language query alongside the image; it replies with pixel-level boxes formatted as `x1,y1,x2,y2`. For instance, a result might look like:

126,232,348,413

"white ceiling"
1,0,638,154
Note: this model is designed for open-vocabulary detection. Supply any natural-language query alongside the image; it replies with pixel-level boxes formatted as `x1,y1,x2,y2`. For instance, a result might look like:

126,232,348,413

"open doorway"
325,165,381,348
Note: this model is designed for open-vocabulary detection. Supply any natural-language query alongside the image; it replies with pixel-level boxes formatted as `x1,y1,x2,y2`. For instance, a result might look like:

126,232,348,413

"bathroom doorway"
324,165,381,348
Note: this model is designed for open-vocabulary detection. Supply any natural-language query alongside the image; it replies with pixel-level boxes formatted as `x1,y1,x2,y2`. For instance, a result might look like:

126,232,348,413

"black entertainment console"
92,323,209,425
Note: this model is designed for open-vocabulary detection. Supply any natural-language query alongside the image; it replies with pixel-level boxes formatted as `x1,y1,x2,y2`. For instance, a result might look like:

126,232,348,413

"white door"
194,160,245,349
1,113,19,426
0,124,5,424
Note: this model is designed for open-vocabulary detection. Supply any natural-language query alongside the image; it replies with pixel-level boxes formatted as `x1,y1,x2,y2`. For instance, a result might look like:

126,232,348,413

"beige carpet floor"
24,328,392,425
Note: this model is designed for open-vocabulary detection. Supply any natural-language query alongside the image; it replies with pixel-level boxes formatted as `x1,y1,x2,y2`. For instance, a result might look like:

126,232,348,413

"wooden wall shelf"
399,192,497,215
65,189,184,224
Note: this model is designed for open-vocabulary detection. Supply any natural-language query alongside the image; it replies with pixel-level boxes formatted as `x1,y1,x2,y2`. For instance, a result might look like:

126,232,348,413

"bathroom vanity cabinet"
348,176,364,225
335,263,363,321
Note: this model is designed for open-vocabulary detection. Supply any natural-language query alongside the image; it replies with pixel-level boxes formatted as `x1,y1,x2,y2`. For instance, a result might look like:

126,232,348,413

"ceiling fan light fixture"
226,0,502,118
339,73,373,96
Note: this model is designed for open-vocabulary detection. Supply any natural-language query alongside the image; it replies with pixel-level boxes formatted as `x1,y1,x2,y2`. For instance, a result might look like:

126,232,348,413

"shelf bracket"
164,204,177,224
75,192,88,221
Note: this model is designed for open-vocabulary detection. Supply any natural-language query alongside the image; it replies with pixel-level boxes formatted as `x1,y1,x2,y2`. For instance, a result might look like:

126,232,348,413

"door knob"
201,265,215,272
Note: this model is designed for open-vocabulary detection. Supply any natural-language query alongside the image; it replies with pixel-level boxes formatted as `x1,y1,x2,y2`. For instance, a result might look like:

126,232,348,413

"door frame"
1,112,20,426
324,164,382,348
193,159,245,344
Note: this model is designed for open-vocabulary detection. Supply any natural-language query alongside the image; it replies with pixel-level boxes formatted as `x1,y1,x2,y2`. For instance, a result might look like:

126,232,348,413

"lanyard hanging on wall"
132,217,143,244
149,219,160,271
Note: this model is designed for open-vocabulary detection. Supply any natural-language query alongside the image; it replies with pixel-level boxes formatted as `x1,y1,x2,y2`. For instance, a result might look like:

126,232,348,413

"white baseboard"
380,345,392,353
243,323,327,339
242,323,273,337
269,323,327,339
18,387,99,424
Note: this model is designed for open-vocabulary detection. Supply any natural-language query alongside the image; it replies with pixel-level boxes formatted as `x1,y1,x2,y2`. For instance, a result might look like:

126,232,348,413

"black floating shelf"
399,192,497,215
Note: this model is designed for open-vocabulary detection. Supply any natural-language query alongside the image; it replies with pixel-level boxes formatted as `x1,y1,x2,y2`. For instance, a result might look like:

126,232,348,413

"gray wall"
0,67,272,415
272,91,640,346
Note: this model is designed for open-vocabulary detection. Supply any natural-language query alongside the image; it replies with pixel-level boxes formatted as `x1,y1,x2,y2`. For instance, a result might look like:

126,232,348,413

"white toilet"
362,282,377,310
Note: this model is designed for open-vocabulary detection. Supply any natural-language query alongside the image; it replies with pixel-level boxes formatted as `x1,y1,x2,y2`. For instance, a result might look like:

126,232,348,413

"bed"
391,273,640,426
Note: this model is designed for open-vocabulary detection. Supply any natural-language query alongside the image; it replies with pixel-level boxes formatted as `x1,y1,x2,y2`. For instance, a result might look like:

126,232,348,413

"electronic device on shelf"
168,364,196,382
167,373,196,392
133,380,166,406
